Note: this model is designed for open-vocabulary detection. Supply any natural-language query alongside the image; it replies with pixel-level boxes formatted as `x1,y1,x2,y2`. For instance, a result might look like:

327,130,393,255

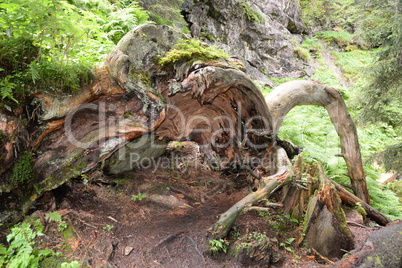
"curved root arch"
265,80,370,204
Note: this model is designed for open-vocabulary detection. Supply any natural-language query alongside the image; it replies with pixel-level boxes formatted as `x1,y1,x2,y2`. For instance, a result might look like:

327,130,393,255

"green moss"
239,1,265,23
293,46,312,62
129,70,152,88
158,38,230,66
10,151,35,187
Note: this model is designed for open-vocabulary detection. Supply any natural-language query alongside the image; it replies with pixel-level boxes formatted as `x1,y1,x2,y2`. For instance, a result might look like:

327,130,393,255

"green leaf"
45,211,62,223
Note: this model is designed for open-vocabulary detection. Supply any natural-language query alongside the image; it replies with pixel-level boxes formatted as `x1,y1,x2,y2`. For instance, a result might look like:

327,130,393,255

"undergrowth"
0,0,149,106
0,215,79,267
271,33,402,219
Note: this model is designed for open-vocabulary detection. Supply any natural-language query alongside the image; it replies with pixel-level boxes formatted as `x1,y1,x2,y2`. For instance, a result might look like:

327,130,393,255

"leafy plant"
45,211,68,232
315,30,354,47
208,238,229,255
131,192,147,201
293,46,311,62
0,0,150,104
102,225,114,232
280,237,295,252
0,217,79,267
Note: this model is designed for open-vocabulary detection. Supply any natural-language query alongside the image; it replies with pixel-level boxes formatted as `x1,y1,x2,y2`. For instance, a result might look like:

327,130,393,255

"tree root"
208,148,293,240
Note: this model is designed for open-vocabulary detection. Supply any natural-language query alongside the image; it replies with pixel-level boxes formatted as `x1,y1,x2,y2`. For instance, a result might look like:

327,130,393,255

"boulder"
183,0,309,86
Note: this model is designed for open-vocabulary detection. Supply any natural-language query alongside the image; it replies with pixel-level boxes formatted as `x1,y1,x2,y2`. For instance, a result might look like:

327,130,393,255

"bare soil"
22,142,375,267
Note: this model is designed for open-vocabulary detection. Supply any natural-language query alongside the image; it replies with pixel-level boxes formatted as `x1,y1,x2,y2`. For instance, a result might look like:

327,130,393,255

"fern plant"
0,217,79,267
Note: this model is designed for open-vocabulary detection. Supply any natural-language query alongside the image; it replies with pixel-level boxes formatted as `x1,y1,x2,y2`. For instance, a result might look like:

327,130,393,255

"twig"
295,180,312,184
186,236,205,263
311,248,334,264
147,232,183,253
347,221,382,229
245,205,283,212
107,216,119,223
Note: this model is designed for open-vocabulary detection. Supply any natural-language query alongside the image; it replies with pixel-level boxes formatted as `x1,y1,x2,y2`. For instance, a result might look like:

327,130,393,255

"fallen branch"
331,179,391,226
208,148,292,240
266,80,370,203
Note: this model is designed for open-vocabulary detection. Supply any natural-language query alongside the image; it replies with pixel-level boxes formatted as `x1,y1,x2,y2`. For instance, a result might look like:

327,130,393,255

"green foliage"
102,225,114,232
208,238,229,255
158,38,230,66
369,143,402,174
294,0,402,220
279,237,295,252
389,181,402,205
131,192,147,201
46,212,62,223
315,30,354,47
332,49,373,80
357,12,402,128
300,37,323,52
299,0,358,31
10,151,35,188
293,46,311,62
0,217,79,267
239,1,265,23
45,211,68,232
364,166,402,220
279,105,402,219
0,0,149,104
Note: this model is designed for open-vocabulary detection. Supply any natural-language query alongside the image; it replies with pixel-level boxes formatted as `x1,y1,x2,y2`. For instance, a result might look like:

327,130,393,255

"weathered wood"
331,179,391,226
0,24,277,226
209,148,292,240
265,80,370,204
301,162,355,259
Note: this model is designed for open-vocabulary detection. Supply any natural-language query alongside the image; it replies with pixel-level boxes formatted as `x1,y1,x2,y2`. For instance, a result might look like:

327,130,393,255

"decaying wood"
209,147,292,240
331,179,391,226
301,161,355,259
265,80,370,204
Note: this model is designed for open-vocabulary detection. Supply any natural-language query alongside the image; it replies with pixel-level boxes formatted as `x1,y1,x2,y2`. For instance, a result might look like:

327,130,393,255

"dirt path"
27,142,376,267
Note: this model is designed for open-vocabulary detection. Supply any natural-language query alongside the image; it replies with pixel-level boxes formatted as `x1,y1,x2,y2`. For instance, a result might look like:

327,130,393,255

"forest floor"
23,142,377,267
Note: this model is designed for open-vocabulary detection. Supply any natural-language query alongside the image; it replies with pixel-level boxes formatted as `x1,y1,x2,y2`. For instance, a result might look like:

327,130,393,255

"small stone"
124,246,134,256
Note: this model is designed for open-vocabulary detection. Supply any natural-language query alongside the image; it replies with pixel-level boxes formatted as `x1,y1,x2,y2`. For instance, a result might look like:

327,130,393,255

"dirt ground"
22,142,377,267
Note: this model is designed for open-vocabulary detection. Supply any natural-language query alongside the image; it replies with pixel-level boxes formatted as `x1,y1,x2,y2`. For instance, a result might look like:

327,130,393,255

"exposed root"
208,148,293,240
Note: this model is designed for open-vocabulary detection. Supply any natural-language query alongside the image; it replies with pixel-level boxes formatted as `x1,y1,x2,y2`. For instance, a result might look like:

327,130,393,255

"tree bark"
301,161,355,259
265,80,370,204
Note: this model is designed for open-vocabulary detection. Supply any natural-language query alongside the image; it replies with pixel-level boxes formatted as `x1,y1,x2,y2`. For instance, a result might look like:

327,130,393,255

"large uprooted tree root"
0,25,391,261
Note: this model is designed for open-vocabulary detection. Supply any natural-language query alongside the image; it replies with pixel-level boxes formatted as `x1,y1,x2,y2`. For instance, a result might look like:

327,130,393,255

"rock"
103,133,168,175
148,194,192,209
124,246,134,256
336,220,402,268
182,0,309,85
